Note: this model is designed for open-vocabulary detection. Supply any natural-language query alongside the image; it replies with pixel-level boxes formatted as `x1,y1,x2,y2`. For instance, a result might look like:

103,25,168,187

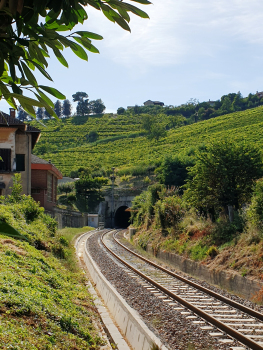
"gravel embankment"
87,232,238,350
118,232,263,314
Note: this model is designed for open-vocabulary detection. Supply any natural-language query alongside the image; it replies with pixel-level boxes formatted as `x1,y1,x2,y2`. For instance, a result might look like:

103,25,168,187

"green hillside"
32,107,263,176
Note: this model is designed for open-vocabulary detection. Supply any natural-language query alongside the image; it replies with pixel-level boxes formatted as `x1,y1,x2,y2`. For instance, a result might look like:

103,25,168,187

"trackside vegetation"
130,142,263,282
0,174,102,350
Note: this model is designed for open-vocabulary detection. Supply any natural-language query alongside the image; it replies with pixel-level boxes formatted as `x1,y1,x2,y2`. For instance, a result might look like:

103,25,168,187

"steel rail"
100,230,263,350
113,231,263,321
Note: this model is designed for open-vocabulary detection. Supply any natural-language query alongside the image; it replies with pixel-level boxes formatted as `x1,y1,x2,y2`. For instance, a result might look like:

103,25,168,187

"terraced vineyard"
32,107,263,176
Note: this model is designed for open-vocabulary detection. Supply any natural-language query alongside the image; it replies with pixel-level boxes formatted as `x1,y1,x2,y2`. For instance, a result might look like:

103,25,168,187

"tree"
141,114,154,133
0,1,150,119
86,131,99,143
75,174,108,212
89,99,106,114
220,97,232,113
36,107,44,120
184,141,263,216
141,114,166,141
73,92,90,116
157,156,194,188
17,106,28,121
147,123,167,141
54,100,62,118
117,107,125,115
63,99,72,118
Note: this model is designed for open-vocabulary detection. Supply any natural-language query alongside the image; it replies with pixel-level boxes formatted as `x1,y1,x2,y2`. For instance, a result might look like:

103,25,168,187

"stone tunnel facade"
98,195,135,228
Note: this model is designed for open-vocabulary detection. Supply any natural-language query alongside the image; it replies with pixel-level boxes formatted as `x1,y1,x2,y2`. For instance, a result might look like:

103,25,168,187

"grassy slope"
0,220,102,349
32,107,263,176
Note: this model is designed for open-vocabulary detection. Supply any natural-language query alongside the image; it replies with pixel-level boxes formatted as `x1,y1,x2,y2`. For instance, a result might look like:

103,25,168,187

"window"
31,189,41,194
0,149,11,172
16,154,25,171
47,173,52,202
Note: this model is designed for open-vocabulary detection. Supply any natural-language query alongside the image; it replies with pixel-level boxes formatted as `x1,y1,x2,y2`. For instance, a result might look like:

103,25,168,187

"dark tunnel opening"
114,206,131,228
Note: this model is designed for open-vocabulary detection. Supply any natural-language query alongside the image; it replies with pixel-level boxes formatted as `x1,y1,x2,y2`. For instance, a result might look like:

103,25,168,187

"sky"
2,0,263,114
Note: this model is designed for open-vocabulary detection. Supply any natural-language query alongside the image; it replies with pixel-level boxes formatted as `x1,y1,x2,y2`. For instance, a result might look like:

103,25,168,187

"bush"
247,178,263,231
206,245,218,258
211,215,242,244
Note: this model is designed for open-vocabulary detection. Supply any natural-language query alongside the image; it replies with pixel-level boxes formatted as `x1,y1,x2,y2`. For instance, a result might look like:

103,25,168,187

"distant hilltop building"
143,100,164,107
207,99,217,107
256,91,263,99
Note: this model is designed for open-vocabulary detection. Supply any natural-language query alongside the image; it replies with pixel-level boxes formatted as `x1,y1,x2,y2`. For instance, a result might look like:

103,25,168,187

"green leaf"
69,42,88,61
9,60,16,82
21,61,38,86
73,37,99,54
36,89,55,108
38,85,66,99
20,102,37,119
130,0,151,4
29,42,48,67
46,9,61,24
114,16,131,31
0,83,17,108
122,3,149,18
11,83,22,95
85,0,100,10
3,93,45,107
52,48,69,67
117,7,130,22
32,62,53,81
0,52,4,77
34,93,59,120
75,31,103,40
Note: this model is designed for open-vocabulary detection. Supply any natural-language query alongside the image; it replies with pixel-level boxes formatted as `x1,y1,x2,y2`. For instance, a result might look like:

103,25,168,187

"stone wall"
48,208,88,229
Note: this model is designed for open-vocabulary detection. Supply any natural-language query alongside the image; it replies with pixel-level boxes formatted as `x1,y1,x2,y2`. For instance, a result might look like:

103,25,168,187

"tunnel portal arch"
114,206,131,228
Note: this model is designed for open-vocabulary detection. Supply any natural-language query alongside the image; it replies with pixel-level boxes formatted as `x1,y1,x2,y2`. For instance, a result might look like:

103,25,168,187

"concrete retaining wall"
147,246,263,300
48,208,88,229
83,237,168,350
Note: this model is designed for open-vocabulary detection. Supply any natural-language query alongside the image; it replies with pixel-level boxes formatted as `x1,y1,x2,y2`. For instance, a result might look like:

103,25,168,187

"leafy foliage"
247,178,263,231
184,141,263,213
156,155,194,188
31,106,263,177
0,0,150,118
75,172,108,212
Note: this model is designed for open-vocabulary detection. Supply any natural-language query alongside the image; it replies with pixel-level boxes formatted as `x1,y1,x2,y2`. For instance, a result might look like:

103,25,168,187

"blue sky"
1,0,263,114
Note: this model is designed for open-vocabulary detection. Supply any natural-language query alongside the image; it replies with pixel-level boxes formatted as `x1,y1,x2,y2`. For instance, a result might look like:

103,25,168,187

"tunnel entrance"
114,206,131,228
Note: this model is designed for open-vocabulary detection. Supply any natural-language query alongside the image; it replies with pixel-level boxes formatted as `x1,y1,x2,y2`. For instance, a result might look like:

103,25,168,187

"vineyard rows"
32,107,263,175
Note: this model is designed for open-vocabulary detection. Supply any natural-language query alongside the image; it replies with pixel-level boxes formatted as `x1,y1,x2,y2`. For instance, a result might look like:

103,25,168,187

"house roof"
0,112,26,129
31,154,50,164
31,155,63,179
0,111,41,148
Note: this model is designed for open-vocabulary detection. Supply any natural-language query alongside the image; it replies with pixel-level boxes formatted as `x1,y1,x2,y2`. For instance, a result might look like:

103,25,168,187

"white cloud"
84,0,263,69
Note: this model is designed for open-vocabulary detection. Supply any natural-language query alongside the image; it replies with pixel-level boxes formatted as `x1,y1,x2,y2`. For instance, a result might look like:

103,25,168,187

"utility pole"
110,167,115,228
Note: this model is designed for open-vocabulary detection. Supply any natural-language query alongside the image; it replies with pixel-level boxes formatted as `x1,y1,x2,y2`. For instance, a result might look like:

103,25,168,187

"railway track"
99,229,263,350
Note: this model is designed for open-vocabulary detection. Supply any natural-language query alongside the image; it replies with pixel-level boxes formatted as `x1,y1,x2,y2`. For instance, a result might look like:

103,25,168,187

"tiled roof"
26,125,41,133
31,154,50,164
0,112,25,126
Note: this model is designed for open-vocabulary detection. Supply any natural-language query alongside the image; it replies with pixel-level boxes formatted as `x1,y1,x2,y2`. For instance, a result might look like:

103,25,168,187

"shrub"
247,178,263,231
206,245,218,258
59,236,69,246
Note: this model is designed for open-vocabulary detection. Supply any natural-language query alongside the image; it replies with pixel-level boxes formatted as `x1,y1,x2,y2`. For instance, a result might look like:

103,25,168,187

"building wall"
15,132,32,195
31,169,47,189
31,169,58,211
31,189,45,207
0,128,33,196
0,127,17,196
